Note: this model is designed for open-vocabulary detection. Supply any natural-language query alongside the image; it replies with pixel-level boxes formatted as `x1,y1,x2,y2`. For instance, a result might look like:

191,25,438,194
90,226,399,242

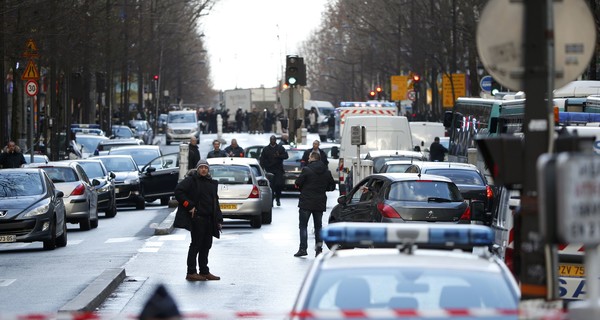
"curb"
59,268,126,313
153,208,177,235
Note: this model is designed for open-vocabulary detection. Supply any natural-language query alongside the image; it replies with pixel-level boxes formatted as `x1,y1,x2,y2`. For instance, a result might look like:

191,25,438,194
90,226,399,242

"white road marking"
105,237,136,243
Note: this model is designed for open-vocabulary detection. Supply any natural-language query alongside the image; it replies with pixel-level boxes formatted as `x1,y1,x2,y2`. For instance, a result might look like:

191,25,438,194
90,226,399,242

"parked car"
108,145,162,170
25,161,99,230
94,155,145,210
379,159,425,174
71,159,117,218
0,168,67,250
282,147,305,192
157,114,168,133
206,159,271,228
129,120,154,145
95,138,143,156
364,149,428,173
208,157,273,224
404,161,496,220
111,125,136,139
328,173,486,227
23,153,50,164
139,153,180,205
293,223,519,315
75,133,109,158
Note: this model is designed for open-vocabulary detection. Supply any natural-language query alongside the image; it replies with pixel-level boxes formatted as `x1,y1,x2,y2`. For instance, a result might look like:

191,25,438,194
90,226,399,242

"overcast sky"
201,0,328,91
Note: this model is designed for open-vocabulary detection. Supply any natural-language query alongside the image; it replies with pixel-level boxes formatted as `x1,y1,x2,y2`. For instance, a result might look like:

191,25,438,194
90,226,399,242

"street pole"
288,87,295,145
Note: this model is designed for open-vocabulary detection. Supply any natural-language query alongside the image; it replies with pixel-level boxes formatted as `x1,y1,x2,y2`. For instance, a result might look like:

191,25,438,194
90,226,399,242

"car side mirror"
56,190,64,198
165,159,174,166
470,200,490,224
109,172,116,179
258,179,269,187
337,195,347,205
413,145,421,152
92,179,101,186
146,166,157,174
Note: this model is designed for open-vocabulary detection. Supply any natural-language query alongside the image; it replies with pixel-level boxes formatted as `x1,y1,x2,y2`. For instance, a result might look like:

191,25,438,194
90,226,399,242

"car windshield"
0,172,44,196
305,267,517,311
112,126,133,138
388,181,462,202
41,167,78,183
168,113,196,123
76,136,106,153
319,107,334,117
210,165,253,185
425,169,485,186
372,156,420,173
287,150,304,162
110,148,160,167
98,158,137,172
78,162,105,179
133,122,148,130
383,163,413,173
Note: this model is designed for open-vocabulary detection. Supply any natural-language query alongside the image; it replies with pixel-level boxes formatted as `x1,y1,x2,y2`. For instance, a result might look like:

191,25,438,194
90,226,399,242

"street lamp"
326,57,360,101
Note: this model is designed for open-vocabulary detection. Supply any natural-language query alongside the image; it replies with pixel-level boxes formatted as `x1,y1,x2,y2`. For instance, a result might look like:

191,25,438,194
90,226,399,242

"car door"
140,153,180,199
75,164,98,217
335,178,378,222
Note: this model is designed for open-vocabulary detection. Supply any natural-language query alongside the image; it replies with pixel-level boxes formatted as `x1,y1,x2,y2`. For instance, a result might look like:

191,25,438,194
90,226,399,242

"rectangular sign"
442,73,466,108
390,75,408,101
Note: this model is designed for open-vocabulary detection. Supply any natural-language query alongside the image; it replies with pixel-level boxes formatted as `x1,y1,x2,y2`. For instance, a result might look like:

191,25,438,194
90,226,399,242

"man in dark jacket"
294,151,335,257
301,140,328,167
187,136,201,170
0,141,26,168
224,138,244,157
174,159,223,281
429,137,448,162
206,139,228,158
260,135,288,206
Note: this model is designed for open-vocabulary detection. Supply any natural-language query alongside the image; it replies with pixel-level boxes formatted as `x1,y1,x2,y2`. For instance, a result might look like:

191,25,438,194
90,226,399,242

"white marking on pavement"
105,237,136,243
149,234,186,241
138,247,160,253
0,279,16,287
144,241,164,247
68,239,84,245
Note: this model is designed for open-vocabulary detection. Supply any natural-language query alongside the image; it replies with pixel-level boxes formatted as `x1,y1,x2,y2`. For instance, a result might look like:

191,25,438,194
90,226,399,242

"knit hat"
196,159,209,169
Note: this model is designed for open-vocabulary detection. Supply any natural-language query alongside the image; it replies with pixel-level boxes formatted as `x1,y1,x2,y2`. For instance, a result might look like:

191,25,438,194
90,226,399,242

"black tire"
80,216,91,231
105,200,117,218
43,217,57,250
261,209,272,225
56,217,68,247
91,217,99,229
160,197,170,206
136,198,146,210
166,140,171,146
250,215,262,229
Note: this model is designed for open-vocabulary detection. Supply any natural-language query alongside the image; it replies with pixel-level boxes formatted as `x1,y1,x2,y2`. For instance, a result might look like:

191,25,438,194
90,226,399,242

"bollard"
301,128,308,145
178,143,189,182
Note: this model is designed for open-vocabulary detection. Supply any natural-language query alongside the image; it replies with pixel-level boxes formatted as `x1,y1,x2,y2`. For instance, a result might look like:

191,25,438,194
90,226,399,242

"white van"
338,115,413,194
303,100,335,141
165,110,201,145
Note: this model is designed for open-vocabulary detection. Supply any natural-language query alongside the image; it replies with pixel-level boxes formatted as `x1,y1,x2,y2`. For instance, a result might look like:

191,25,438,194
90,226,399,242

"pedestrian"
279,134,289,146
301,140,328,167
309,108,317,133
188,136,201,170
174,159,223,281
429,137,448,162
0,141,26,168
327,113,335,142
235,108,244,133
259,135,288,206
206,140,228,158
224,139,244,157
294,151,335,257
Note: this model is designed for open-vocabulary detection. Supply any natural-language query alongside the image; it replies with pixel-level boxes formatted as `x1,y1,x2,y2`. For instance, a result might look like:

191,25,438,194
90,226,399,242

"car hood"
168,123,197,130
113,171,140,182
0,195,46,217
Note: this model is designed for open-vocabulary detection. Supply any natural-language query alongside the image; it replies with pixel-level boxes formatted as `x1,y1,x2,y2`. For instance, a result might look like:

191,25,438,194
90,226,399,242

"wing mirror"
469,200,491,225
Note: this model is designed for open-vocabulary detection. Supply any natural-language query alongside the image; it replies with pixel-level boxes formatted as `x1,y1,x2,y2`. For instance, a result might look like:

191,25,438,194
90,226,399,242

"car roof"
207,157,260,166
372,172,453,183
25,161,78,168
411,161,480,170
108,145,160,151
98,138,142,145
366,149,425,158
93,154,136,160
384,159,425,165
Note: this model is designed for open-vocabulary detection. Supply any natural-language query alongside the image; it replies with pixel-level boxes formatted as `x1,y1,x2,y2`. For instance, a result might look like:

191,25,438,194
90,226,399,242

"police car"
290,223,520,319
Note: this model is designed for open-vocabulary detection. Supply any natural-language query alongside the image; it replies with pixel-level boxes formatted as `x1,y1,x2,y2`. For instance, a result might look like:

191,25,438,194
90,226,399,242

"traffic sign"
25,80,38,97
407,89,416,101
350,125,366,146
22,38,39,58
556,153,600,244
21,60,40,80
480,75,492,92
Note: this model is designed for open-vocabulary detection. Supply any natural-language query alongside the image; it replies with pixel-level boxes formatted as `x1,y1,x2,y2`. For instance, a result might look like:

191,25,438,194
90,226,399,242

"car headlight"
98,183,111,193
23,198,51,217
124,178,140,184
167,127,174,133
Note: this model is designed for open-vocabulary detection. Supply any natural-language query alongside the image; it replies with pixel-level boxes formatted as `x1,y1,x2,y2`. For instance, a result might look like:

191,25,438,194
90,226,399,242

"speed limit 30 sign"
26,80,38,96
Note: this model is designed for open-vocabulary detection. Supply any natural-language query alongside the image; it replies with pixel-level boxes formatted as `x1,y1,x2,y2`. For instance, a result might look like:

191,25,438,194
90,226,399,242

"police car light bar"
321,222,494,247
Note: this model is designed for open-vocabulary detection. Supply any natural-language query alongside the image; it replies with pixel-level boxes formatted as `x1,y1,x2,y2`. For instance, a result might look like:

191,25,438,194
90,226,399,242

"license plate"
559,263,585,277
220,204,237,210
0,235,16,243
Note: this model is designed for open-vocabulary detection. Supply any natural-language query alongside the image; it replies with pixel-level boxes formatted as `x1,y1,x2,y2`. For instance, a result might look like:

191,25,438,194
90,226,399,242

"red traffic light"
369,90,376,97
153,75,159,81
376,87,382,93
412,74,421,82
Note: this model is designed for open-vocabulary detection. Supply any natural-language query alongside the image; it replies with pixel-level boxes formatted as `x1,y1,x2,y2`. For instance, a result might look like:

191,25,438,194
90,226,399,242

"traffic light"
369,90,376,99
376,86,383,100
412,74,421,91
491,78,502,96
153,74,159,81
285,55,306,86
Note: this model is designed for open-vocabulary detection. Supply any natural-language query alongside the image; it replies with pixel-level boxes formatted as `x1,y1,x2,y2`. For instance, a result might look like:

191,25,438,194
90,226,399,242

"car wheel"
136,198,146,210
56,216,68,247
91,217,99,229
105,200,117,218
250,215,262,229
80,216,92,231
43,217,57,250
261,208,272,225
166,140,171,146
160,197,170,206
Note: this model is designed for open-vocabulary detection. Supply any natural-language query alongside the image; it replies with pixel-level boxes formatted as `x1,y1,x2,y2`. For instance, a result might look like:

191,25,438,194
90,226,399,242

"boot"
294,249,308,257
315,248,323,257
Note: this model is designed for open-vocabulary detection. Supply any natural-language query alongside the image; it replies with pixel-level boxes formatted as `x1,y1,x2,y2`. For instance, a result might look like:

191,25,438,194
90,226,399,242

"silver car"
25,162,99,230
206,158,272,229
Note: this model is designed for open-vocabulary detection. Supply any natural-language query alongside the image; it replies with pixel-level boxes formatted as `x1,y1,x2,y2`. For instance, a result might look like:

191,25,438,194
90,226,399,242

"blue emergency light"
321,222,494,247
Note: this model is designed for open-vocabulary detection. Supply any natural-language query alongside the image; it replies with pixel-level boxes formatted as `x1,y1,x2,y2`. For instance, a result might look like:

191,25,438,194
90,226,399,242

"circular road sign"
407,89,416,101
480,75,492,92
25,80,38,97
477,0,596,91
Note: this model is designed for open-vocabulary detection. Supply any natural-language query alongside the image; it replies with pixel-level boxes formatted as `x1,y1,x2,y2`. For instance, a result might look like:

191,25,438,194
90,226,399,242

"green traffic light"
491,88,499,96
288,77,297,85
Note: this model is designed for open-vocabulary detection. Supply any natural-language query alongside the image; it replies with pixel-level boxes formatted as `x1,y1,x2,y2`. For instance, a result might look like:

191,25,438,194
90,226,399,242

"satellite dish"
476,0,596,91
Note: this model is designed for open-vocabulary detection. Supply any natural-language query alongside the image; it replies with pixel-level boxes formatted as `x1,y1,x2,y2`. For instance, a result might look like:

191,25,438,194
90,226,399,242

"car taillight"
459,205,471,221
377,203,401,218
249,185,260,198
505,247,514,275
71,183,86,196
486,185,494,199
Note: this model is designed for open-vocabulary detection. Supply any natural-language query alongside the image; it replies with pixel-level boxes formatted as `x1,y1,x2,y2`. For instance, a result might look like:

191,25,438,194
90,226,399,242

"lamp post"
326,57,360,101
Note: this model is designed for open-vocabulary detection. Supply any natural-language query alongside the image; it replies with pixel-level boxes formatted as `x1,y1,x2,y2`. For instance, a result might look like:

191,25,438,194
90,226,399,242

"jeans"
298,208,323,251
187,215,213,275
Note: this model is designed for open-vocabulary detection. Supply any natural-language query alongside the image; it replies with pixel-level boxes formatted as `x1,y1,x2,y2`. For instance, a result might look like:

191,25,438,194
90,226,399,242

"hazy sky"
201,0,328,91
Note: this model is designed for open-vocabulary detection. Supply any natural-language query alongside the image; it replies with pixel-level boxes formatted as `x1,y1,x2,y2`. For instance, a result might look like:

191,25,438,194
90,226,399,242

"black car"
94,155,145,210
329,173,486,226
73,159,117,218
404,162,495,221
139,153,180,205
282,147,304,191
0,168,67,250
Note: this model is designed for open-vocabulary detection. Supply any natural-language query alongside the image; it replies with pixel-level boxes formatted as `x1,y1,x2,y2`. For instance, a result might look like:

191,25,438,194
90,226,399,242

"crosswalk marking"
0,279,16,287
105,237,136,243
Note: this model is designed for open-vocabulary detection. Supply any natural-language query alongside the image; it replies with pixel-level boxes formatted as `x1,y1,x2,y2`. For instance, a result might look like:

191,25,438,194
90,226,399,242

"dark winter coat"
206,149,228,158
173,171,223,238
224,145,244,157
0,145,26,169
301,148,328,167
429,141,448,162
188,144,201,170
295,160,334,212
260,143,288,189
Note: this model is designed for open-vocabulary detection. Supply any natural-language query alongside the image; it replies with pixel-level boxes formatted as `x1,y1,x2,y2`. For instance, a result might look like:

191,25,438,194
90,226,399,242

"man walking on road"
294,152,335,257
260,135,288,206
224,139,244,157
301,140,328,167
206,139,228,158
174,159,223,281
429,137,448,162
187,136,201,170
